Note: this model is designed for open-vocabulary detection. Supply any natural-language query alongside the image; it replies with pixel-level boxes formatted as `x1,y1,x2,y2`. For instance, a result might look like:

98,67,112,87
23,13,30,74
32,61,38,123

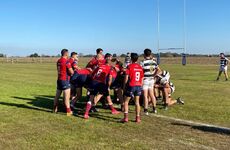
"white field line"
152,114,230,132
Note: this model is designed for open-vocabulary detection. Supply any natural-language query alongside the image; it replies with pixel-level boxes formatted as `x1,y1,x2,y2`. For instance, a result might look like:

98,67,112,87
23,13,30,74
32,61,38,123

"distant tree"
0,53,6,57
84,54,94,57
29,53,40,57
120,54,126,57
78,53,84,57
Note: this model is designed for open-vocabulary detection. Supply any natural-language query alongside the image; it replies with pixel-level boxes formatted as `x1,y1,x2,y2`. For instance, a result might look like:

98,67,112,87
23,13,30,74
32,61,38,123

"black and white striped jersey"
220,57,229,66
124,54,131,68
140,58,158,79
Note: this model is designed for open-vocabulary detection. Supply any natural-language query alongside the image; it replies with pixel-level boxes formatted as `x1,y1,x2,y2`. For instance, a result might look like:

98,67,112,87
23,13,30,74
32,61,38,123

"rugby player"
154,70,170,100
111,54,125,111
86,48,105,72
69,52,81,102
84,53,119,119
155,76,184,110
68,52,80,71
124,52,131,68
53,49,74,116
140,49,158,115
216,53,229,81
70,68,91,109
121,53,144,123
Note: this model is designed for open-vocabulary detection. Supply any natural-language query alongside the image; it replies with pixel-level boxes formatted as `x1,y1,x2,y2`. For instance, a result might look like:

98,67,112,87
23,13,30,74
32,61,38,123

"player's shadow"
3,95,121,122
9,95,88,113
171,122,230,135
7,95,55,112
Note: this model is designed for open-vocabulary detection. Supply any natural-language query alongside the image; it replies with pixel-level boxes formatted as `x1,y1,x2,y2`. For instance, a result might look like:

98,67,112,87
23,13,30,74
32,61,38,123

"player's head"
112,54,118,62
96,48,103,55
144,48,152,57
220,53,225,58
70,52,78,60
61,49,69,57
105,53,112,63
131,53,139,63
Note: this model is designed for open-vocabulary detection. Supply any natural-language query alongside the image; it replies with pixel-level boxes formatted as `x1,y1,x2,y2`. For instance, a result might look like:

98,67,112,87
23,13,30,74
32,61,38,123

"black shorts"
89,81,109,96
57,80,71,90
110,75,124,90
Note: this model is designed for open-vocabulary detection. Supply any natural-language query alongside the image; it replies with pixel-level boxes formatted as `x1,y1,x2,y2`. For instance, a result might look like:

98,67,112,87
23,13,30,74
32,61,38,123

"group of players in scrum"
53,48,184,123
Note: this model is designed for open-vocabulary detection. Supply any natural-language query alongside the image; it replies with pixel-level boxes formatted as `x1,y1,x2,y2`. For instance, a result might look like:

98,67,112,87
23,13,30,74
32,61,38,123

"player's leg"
63,88,72,116
71,87,82,109
116,88,124,111
224,67,228,80
121,96,131,122
216,71,222,80
163,87,170,110
143,88,149,115
53,89,62,113
148,87,157,113
84,94,94,119
105,93,120,114
134,95,141,123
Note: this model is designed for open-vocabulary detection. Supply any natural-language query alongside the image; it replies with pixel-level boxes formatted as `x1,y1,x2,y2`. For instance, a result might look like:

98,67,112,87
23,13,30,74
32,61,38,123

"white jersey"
140,58,158,80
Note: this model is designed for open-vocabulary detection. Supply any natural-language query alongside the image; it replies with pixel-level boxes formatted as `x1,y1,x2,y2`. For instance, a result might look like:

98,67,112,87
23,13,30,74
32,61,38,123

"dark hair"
112,54,117,58
71,52,77,57
144,48,152,57
131,53,138,62
105,53,112,59
96,48,103,54
61,49,68,56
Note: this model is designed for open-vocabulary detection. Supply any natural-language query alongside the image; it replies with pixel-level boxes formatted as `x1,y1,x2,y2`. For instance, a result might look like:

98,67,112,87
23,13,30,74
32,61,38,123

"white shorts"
219,66,227,72
143,78,155,90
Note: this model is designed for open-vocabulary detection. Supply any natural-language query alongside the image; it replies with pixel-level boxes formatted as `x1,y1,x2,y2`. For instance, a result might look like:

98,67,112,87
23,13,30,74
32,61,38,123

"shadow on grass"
171,122,230,135
1,95,122,122
10,95,87,113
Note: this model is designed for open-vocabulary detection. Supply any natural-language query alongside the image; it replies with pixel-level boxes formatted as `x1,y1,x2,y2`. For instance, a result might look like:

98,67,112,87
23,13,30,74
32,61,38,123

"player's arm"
66,62,74,76
107,74,113,89
226,58,229,66
68,68,74,76
123,74,128,91
73,62,81,71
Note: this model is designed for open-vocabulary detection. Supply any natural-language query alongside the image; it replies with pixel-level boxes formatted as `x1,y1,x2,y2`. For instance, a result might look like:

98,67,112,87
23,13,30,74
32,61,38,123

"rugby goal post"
156,0,187,65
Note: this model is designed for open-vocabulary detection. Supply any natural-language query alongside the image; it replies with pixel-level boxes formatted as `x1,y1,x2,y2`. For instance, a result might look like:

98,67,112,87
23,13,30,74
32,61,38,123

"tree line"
0,52,226,58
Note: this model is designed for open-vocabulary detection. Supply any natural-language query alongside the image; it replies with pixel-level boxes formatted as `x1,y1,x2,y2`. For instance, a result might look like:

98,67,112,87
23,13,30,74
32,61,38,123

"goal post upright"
156,0,187,65
157,0,160,65
182,0,187,65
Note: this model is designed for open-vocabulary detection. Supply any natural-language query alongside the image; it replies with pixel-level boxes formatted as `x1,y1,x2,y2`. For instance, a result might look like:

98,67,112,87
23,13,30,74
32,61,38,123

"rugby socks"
110,105,120,114
66,107,72,113
109,104,116,111
85,101,92,116
135,115,141,123
121,112,129,123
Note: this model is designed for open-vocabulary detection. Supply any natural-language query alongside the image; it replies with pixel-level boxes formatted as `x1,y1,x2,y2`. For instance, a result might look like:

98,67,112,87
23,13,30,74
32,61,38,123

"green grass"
0,63,230,150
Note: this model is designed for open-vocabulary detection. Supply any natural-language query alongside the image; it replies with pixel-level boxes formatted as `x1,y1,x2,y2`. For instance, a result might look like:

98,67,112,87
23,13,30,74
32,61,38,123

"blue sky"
0,0,230,56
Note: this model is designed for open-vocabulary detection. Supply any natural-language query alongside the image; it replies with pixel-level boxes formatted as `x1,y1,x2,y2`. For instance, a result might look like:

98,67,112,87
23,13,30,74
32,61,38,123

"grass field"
0,61,230,150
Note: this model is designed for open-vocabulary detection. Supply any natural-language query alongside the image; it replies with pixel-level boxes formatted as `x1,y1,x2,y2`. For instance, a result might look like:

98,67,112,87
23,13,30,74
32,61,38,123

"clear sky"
0,0,230,56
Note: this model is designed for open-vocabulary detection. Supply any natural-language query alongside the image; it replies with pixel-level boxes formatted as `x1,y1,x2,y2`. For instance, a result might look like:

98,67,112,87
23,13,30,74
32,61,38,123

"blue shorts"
125,86,142,97
57,80,71,90
71,72,89,88
89,81,109,96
